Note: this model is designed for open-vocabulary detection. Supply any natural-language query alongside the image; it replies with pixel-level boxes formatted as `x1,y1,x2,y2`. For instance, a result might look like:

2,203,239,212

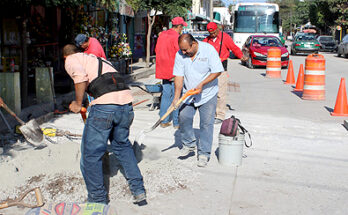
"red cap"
207,22,218,32
172,17,188,27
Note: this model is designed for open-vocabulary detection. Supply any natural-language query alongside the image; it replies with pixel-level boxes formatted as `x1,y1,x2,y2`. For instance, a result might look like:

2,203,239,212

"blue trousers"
159,80,179,126
81,104,145,203
179,95,217,158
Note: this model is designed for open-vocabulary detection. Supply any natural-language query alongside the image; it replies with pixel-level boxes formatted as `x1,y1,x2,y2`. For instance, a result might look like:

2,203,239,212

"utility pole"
210,0,213,21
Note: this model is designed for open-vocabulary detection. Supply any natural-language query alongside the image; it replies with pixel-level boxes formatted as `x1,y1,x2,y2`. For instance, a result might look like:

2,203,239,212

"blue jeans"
179,95,217,158
81,104,145,203
159,80,179,126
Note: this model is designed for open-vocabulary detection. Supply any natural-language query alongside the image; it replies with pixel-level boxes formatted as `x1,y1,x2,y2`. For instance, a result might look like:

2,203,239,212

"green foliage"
327,0,348,27
0,0,117,11
269,0,347,34
0,0,89,7
126,0,191,17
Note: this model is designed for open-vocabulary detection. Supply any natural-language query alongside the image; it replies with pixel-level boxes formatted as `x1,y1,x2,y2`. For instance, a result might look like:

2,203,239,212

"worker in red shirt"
75,34,106,59
203,22,248,124
155,17,187,128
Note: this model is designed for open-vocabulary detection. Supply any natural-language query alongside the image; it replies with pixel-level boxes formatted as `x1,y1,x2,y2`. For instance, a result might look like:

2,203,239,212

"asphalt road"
226,50,348,124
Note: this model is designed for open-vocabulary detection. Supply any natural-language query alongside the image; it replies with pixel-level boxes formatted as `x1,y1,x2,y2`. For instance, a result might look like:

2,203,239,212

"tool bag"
87,57,129,99
219,115,252,147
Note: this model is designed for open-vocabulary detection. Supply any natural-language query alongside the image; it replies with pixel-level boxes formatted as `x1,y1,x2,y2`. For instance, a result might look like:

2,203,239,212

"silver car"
337,34,348,58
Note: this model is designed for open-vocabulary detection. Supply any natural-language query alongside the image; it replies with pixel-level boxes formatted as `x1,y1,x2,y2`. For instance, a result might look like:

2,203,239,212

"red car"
242,35,289,69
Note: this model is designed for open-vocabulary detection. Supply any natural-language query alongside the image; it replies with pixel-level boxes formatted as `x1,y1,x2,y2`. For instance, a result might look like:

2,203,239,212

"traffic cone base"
330,77,348,116
294,64,304,91
284,60,295,85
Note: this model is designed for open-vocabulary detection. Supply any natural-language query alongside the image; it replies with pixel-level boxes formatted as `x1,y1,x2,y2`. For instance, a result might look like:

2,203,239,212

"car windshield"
296,35,316,41
319,37,334,42
252,37,282,47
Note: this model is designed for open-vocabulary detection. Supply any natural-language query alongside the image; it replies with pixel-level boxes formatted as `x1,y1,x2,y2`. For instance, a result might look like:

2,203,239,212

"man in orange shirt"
155,17,187,128
63,44,145,205
203,22,247,124
75,34,106,59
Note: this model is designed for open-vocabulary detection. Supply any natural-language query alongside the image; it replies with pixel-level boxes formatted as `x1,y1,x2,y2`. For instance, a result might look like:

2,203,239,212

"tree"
268,0,346,35
327,0,348,28
126,0,191,67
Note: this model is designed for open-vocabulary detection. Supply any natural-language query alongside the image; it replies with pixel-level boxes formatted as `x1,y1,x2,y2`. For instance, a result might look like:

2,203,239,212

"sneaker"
180,145,196,157
133,192,146,204
173,125,180,129
214,118,223,124
160,122,172,128
197,155,208,167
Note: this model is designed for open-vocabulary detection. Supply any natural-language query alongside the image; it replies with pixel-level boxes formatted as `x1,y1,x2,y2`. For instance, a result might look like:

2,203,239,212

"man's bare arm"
69,81,87,113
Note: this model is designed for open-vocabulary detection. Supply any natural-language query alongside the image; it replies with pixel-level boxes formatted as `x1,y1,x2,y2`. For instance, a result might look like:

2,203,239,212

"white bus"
232,3,281,49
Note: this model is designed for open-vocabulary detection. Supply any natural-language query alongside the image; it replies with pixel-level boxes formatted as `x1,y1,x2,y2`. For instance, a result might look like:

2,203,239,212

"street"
0,52,348,215
229,51,348,123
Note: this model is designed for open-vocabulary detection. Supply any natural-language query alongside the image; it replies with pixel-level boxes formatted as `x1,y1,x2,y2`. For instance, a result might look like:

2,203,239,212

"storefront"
0,2,135,110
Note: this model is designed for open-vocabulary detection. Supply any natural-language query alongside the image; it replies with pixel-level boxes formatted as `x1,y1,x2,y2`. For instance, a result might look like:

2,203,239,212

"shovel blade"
19,119,44,146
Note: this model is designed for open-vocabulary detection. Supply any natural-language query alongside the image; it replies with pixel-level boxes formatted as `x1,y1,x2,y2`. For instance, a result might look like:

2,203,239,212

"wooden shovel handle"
160,89,200,121
0,187,44,209
0,100,25,125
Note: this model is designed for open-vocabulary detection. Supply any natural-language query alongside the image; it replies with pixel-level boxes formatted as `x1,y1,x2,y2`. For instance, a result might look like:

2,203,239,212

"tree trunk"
146,10,157,68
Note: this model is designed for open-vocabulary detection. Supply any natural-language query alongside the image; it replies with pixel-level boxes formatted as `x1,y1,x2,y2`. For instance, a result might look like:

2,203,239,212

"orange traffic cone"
331,78,348,116
294,64,304,91
284,60,295,84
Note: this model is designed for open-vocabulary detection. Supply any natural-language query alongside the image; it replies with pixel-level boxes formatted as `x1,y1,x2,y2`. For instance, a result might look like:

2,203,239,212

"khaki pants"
216,71,228,120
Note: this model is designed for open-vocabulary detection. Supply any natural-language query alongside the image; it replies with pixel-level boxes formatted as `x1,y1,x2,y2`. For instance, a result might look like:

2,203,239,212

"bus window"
234,6,279,33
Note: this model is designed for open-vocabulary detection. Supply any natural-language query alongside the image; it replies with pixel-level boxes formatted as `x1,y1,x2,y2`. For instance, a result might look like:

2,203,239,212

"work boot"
160,122,172,128
133,192,147,206
180,145,196,157
197,155,208,167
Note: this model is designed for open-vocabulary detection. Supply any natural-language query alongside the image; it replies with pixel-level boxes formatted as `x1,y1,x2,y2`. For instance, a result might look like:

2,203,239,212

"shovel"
0,187,44,209
133,89,200,162
0,98,44,146
146,88,200,132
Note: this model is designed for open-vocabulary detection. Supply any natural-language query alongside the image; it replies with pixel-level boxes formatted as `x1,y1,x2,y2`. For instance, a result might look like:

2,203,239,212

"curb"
125,67,155,82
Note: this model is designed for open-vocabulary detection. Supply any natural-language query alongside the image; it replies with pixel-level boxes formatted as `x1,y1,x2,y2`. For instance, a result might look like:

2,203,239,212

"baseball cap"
75,34,88,47
207,22,218,32
172,17,188,27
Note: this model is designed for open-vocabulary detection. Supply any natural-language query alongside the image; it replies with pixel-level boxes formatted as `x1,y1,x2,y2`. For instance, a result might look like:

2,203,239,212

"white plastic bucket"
218,133,244,166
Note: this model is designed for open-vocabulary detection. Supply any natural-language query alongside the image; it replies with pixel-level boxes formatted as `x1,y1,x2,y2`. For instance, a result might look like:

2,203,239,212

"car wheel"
247,56,254,69
290,49,296,55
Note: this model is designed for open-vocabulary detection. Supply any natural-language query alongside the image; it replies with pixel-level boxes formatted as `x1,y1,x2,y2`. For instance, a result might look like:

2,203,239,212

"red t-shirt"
155,29,180,80
203,31,243,61
84,37,106,59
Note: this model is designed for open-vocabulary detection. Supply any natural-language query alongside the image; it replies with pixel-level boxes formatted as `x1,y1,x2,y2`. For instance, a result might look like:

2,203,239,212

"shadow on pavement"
324,106,334,113
291,90,303,99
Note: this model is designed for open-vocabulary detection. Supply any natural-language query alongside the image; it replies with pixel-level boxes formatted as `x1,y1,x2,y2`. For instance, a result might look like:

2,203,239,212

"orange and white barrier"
302,54,325,100
266,48,281,78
